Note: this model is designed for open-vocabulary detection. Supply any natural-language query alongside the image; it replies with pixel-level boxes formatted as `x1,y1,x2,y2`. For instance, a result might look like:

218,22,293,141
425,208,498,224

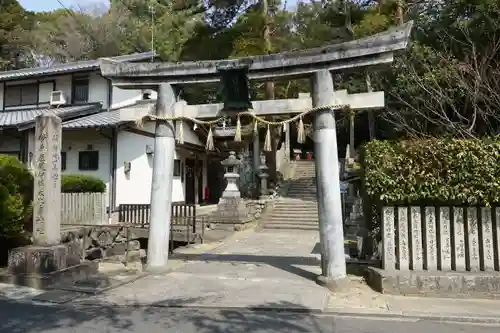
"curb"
323,309,500,324
68,301,325,314
39,301,500,324
7,294,500,325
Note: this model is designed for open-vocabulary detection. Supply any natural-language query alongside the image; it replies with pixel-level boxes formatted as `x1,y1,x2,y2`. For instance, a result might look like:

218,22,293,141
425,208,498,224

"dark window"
72,77,89,104
173,159,181,177
61,152,67,171
78,151,99,170
4,84,38,107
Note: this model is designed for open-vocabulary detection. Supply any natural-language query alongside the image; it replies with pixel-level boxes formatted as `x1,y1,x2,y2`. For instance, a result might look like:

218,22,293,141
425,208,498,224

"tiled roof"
0,103,102,129
63,102,155,129
0,52,155,81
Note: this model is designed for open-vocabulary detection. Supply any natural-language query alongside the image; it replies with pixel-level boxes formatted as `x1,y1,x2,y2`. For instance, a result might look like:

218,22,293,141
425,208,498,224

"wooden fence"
61,192,107,225
382,206,500,272
117,203,203,243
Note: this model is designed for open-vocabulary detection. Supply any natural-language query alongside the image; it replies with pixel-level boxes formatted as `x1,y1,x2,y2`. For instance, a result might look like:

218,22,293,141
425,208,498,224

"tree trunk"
262,0,278,183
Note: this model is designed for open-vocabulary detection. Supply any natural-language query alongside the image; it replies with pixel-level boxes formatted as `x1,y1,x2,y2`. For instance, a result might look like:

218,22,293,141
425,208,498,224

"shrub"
363,138,500,206
61,174,106,193
0,155,33,237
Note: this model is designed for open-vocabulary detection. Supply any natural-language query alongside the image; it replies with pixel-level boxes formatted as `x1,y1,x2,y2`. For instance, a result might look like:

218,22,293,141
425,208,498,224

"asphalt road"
0,299,498,333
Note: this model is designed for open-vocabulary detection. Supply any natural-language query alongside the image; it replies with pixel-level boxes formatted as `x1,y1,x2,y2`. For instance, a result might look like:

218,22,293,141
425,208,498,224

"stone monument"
5,115,97,289
258,152,269,200
214,151,251,230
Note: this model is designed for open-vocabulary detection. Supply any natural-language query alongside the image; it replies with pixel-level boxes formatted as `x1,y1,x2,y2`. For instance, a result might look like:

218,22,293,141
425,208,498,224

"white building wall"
55,75,72,103
88,73,108,108
26,128,112,205
115,123,187,205
61,130,112,206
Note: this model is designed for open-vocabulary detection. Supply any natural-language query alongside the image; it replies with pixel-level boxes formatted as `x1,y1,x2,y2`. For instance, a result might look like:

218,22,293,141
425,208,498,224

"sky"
19,0,300,12
19,0,80,12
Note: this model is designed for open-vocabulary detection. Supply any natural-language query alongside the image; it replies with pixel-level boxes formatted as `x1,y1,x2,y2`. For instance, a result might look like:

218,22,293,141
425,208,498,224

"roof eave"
16,103,102,131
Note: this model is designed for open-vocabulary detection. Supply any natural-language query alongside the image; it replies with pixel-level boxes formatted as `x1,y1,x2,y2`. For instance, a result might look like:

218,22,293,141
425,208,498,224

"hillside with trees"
3,0,499,140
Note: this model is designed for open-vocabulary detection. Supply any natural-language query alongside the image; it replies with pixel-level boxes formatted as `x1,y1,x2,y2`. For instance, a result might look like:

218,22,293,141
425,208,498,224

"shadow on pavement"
0,297,328,333
173,252,321,282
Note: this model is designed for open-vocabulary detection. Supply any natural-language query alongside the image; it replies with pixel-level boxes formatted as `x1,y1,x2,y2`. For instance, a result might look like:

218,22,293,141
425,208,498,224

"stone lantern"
258,152,269,199
214,151,251,230
220,151,242,199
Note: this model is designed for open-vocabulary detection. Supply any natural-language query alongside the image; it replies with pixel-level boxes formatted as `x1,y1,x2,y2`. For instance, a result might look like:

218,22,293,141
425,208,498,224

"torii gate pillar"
312,70,347,289
146,83,176,272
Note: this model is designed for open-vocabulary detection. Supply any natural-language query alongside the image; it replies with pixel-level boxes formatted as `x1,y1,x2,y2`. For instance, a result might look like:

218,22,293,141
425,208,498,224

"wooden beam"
124,126,155,138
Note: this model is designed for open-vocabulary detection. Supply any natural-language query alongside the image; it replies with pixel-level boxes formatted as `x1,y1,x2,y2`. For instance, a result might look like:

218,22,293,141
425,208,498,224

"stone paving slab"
74,229,328,311
76,272,328,310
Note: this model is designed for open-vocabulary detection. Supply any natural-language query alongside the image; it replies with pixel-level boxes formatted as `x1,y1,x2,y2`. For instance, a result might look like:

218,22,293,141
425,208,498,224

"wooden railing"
382,206,500,272
117,202,202,243
117,203,196,227
61,192,107,225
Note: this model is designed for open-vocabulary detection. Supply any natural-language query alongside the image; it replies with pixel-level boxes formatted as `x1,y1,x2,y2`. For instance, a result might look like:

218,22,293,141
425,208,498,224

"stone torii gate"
99,22,413,290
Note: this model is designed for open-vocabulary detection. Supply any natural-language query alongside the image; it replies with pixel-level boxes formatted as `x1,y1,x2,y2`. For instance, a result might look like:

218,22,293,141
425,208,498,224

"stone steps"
286,193,317,197
264,217,318,224
267,217,319,223
260,161,320,231
272,206,318,211
285,196,317,200
272,211,317,216
261,224,318,231
269,211,318,218
263,161,319,231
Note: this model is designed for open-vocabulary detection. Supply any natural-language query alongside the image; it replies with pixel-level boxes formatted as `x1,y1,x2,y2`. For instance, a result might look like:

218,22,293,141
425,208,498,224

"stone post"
146,83,176,272
33,114,62,245
6,114,88,286
284,122,291,163
311,70,347,290
258,152,269,199
253,128,261,197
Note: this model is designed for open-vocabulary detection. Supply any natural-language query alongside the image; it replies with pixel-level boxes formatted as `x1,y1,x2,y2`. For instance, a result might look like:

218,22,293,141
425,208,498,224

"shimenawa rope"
135,104,348,151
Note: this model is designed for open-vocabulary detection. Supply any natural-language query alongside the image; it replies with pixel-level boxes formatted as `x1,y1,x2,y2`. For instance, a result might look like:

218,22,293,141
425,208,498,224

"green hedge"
61,174,106,193
0,155,33,237
363,139,500,206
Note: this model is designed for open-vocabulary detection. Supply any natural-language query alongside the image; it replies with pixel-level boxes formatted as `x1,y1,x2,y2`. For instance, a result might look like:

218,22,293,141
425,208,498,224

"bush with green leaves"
0,155,33,238
61,174,106,193
363,139,500,206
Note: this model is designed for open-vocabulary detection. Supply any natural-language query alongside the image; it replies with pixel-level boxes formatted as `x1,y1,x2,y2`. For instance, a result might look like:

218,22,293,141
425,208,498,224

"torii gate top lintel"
100,21,413,88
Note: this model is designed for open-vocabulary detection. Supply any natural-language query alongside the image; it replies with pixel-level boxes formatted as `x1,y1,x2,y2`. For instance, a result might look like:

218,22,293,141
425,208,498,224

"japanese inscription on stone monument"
397,207,409,270
439,207,452,270
467,208,480,271
481,208,494,271
411,206,423,270
425,207,437,270
453,207,466,271
382,207,395,270
33,115,62,245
